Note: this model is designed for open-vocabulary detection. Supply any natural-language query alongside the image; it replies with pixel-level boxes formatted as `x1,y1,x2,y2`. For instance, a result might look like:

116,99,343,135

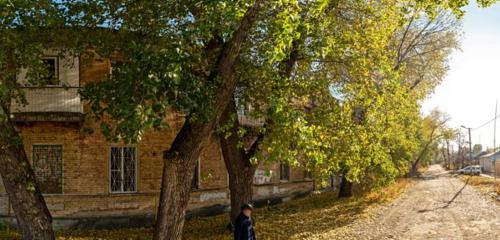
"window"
191,160,200,190
304,170,312,180
32,145,63,194
41,57,59,86
280,163,290,182
329,175,338,188
110,147,137,193
109,60,123,76
234,87,249,116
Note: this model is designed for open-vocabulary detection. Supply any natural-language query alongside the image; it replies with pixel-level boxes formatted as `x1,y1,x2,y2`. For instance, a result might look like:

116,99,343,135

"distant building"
479,151,500,173
473,151,489,165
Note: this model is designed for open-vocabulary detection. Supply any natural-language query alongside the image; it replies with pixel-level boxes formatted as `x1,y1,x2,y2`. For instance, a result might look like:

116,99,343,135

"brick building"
0,53,313,229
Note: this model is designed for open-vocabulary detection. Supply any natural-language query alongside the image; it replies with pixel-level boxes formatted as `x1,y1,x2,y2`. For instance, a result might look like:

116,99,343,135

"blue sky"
422,1,500,149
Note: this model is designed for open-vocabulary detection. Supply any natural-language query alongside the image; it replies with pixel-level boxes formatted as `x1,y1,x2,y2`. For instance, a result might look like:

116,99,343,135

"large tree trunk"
0,115,55,240
226,158,255,223
219,99,258,224
219,35,300,224
338,175,353,198
410,162,419,176
153,1,265,239
154,121,212,240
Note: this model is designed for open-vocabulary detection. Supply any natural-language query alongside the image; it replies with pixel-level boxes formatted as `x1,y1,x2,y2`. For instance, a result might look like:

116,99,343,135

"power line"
472,113,500,131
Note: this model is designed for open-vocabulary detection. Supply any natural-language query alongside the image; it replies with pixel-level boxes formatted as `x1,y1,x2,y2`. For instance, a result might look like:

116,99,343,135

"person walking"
233,203,256,240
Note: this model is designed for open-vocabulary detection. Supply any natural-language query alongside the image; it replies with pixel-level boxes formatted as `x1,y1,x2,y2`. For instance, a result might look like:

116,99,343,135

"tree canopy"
0,0,493,239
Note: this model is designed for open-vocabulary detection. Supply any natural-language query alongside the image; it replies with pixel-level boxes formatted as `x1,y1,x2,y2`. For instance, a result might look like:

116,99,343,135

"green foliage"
473,144,483,154
0,0,482,192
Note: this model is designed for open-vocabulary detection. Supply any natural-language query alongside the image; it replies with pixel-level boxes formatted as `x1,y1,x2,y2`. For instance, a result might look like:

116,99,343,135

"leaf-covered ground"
0,178,413,240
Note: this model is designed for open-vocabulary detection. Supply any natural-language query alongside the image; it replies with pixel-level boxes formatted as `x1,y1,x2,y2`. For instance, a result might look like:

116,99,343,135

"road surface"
347,164,500,239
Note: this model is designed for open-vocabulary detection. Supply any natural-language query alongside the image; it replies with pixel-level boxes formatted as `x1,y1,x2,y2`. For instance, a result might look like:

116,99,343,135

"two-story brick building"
0,52,313,229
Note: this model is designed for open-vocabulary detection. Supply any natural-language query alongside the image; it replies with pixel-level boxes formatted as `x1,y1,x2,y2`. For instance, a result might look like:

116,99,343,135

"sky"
421,2,500,150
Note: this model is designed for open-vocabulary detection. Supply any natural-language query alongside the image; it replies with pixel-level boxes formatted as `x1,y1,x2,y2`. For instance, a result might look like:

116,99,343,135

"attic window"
41,57,59,86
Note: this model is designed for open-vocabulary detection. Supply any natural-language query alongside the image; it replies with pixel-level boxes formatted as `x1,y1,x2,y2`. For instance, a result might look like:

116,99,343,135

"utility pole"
458,133,462,169
461,125,472,166
450,144,454,169
468,128,472,165
494,100,497,150
495,100,498,179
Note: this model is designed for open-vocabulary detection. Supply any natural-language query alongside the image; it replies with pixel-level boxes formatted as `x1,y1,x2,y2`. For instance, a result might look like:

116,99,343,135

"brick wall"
0,54,313,222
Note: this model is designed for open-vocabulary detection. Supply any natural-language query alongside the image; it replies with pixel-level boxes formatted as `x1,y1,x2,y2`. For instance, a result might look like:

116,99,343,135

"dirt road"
347,164,500,239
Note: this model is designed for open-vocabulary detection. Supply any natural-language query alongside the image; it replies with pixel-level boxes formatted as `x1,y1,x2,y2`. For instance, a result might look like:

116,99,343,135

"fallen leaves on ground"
0,178,414,240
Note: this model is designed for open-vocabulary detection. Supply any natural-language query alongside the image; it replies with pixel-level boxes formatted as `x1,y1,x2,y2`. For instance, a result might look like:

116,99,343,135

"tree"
410,109,453,175
76,1,304,239
393,10,460,100
0,0,493,239
473,144,483,154
307,2,465,196
0,2,77,238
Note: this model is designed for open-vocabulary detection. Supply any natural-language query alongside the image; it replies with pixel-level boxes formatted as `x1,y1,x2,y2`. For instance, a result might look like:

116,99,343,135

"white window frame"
109,146,138,194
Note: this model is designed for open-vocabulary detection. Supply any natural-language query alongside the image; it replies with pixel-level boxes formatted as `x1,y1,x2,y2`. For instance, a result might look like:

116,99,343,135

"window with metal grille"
32,145,63,194
110,147,137,193
280,163,290,182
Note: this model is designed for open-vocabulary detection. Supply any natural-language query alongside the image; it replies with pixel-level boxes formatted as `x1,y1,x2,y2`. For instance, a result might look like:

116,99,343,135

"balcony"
238,114,265,127
10,87,84,122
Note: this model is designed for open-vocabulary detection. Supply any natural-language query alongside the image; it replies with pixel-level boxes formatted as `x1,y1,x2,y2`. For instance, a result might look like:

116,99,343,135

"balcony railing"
238,114,265,127
11,87,83,122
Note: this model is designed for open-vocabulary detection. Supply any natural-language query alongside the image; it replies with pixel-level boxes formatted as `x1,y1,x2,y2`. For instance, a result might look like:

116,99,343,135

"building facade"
0,53,313,229
479,151,500,174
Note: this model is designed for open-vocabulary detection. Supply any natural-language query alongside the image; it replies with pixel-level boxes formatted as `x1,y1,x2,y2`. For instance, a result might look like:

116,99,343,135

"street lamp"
461,125,472,166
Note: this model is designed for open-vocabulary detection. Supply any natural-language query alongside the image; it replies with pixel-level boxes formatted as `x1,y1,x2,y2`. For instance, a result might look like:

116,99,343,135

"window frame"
191,158,201,191
279,163,290,182
41,56,60,87
109,59,122,76
304,170,312,180
32,144,64,195
109,146,138,194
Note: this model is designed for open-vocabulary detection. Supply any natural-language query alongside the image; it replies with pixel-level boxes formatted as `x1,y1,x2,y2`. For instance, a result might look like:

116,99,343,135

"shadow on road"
417,176,470,213
420,169,453,181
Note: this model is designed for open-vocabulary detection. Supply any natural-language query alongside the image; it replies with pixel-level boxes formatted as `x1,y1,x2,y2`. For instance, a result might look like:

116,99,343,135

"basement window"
110,147,137,193
32,145,63,194
280,163,290,182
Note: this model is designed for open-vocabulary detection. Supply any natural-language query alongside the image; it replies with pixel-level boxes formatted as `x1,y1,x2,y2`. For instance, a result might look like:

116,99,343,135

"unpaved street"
347,165,500,239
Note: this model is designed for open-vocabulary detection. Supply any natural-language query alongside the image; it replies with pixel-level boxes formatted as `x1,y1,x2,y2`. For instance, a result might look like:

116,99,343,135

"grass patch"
459,175,500,196
0,178,414,240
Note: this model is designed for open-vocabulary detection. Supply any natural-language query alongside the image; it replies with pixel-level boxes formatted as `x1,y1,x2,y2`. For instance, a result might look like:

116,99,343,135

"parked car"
457,165,482,175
